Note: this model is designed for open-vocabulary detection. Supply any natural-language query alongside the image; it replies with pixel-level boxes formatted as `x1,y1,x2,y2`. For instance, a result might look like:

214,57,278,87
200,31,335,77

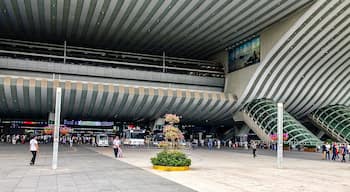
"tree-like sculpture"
151,114,191,170
163,114,183,149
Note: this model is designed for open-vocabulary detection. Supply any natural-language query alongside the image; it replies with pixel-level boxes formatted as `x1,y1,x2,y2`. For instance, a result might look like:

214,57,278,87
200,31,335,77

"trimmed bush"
151,150,191,167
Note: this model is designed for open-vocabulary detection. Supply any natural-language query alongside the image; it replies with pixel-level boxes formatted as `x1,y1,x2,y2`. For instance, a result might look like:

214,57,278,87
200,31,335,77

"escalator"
308,105,350,143
222,128,235,141
241,99,321,146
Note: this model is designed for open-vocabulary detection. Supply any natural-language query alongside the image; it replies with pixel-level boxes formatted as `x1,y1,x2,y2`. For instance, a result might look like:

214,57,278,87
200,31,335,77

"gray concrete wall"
224,64,258,97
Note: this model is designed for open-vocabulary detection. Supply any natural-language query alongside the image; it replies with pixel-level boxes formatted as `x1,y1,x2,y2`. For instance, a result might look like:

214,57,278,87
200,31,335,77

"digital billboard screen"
228,37,260,72
63,120,114,126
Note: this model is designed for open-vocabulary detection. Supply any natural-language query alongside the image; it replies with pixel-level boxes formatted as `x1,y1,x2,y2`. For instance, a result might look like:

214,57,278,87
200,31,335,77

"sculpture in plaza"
163,114,183,149
151,114,191,171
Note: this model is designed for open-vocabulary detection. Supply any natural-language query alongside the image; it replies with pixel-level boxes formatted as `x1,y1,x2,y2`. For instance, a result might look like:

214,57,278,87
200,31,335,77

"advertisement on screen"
63,120,114,126
228,37,260,72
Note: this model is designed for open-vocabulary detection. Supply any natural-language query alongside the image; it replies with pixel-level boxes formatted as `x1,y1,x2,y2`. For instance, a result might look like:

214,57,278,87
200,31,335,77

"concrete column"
317,130,325,138
277,103,283,169
52,88,62,170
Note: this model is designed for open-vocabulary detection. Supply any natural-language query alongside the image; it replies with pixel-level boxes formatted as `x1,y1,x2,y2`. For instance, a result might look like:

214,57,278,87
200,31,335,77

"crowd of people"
0,134,97,146
195,138,281,151
3,133,350,163
321,142,349,162
0,134,29,144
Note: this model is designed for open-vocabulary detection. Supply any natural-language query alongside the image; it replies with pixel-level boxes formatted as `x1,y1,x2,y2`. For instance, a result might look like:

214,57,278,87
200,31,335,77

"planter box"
153,165,190,171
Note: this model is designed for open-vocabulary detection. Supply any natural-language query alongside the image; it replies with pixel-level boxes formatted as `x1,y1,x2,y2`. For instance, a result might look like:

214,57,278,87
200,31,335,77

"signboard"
2,120,47,125
63,120,114,126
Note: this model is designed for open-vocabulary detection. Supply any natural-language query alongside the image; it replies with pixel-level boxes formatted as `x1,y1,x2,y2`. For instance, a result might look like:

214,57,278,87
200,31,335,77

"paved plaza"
0,144,194,192
94,147,350,192
1,143,350,192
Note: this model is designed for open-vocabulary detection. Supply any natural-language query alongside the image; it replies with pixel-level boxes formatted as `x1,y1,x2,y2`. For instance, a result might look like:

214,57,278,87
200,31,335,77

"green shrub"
151,150,191,167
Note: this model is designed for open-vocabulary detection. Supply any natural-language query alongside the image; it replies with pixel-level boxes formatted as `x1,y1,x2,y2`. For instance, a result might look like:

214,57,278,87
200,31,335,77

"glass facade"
242,99,320,146
310,105,350,143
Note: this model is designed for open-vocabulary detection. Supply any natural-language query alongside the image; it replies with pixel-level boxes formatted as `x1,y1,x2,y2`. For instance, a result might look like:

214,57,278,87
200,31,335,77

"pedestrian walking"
113,136,121,158
29,136,39,166
325,142,331,160
91,136,96,147
208,138,213,150
69,137,73,148
341,144,347,162
321,143,326,160
348,144,350,161
117,145,123,158
251,141,257,158
331,143,337,161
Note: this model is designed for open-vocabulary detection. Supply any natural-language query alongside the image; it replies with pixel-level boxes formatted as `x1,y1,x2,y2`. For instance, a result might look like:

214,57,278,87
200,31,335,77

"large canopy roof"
0,76,236,124
0,0,312,59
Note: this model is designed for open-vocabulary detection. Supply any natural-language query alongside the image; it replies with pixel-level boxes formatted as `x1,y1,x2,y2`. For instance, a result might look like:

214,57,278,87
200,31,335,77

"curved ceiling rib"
0,0,313,59
234,0,350,118
0,76,236,124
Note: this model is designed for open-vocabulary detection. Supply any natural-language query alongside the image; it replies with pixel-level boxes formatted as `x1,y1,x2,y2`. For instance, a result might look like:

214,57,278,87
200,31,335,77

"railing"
0,38,224,77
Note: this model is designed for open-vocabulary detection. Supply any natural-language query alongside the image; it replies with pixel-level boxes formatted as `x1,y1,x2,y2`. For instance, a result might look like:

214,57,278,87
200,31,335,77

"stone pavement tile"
0,171,7,179
17,176,39,188
35,188,58,192
13,189,36,192
74,183,97,189
57,181,75,187
36,175,58,190
17,182,38,188
37,181,57,189
0,189,13,192
77,185,119,192
0,178,20,190
58,186,79,192
1,145,196,192
7,169,28,178
24,169,42,177
57,176,75,186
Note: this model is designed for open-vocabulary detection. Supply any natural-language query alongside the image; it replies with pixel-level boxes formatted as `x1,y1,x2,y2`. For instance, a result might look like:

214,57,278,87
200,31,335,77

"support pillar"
317,130,325,138
277,103,283,169
52,87,62,170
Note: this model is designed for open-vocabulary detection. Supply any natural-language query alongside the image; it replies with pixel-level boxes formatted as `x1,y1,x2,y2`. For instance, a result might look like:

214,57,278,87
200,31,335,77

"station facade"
0,0,349,146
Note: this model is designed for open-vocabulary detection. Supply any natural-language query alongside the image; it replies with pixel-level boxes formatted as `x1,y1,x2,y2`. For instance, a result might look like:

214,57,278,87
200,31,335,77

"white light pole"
52,87,62,170
277,102,283,169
